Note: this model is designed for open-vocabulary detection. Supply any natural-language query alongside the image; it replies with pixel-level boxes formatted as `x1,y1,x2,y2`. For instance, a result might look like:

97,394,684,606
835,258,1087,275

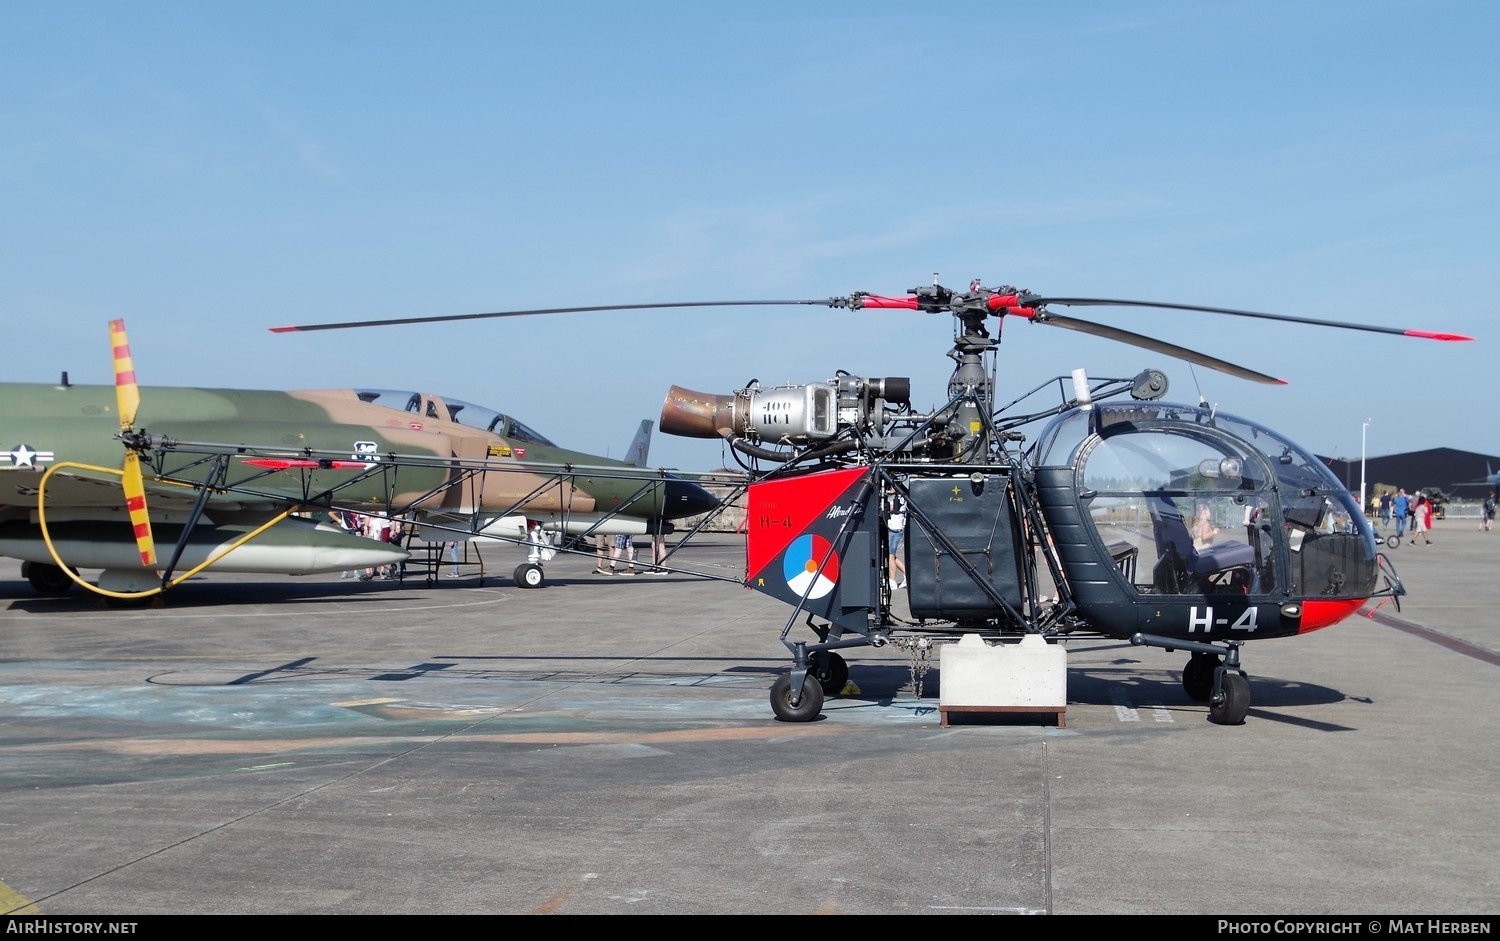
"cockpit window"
436,396,558,447
355,389,423,409
1034,409,1090,467
506,418,553,446
352,390,558,447
1082,429,1265,493
1076,424,1276,597
1039,401,1377,600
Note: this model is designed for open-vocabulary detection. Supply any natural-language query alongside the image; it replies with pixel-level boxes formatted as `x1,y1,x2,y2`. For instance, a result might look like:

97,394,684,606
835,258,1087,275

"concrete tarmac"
0,524,1496,916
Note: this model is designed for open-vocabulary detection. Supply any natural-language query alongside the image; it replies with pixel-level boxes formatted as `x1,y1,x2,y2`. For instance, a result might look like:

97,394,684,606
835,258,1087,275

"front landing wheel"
513,563,545,589
770,673,824,722
1208,671,1250,725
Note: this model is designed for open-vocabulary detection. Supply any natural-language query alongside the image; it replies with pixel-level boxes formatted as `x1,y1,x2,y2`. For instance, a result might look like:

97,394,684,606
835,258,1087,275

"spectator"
886,487,907,590
361,513,392,580
610,534,638,574
1408,495,1433,546
645,529,667,574
1190,501,1220,549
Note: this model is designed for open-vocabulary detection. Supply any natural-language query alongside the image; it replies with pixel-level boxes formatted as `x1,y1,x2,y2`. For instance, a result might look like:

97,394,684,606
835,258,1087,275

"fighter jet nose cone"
664,477,719,519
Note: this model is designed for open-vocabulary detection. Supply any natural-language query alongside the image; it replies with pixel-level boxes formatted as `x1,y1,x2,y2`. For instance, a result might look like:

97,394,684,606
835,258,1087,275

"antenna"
1071,368,1092,411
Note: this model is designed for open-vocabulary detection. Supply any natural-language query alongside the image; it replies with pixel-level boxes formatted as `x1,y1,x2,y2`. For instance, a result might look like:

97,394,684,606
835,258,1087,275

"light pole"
1361,419,1371,518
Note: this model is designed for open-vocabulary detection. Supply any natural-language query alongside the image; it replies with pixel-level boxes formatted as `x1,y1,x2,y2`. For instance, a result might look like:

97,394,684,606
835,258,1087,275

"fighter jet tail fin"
625,420,653,467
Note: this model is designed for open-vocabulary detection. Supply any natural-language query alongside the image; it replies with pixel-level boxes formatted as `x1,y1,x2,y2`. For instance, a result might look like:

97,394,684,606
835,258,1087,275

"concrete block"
938,632,1067,726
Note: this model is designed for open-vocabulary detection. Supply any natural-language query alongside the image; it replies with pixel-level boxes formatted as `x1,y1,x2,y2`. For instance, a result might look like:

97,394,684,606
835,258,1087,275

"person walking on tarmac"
1409,494,1434,546
609,533,639,574
885,487,908,590
1392,489,1410,541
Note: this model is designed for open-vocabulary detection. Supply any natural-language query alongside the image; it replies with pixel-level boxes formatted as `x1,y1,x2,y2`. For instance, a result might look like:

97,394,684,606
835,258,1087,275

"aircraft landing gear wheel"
23,562,73,596
1208,671,1250,725
809,652,849,695
513,563,545,589
1182,652,1219,702
770,672,824,722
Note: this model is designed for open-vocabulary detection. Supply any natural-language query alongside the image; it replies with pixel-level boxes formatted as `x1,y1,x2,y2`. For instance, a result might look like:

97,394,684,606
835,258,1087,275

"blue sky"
3,2,1495,475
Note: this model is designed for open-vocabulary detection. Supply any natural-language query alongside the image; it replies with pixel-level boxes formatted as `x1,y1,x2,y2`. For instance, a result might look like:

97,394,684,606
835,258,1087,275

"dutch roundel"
783,533,840,600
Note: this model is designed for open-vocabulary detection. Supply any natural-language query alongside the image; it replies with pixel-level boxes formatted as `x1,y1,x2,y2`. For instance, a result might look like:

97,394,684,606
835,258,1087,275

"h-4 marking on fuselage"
1188,605,1259,633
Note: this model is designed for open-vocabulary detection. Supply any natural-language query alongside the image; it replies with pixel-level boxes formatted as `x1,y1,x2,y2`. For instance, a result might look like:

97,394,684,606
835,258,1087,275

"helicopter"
275,279,1473,725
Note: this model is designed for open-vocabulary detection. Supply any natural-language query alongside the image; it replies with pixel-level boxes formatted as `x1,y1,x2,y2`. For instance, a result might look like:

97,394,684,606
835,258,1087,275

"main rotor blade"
1021,311,1286,385
270,300,829,333
1024,296,1474,342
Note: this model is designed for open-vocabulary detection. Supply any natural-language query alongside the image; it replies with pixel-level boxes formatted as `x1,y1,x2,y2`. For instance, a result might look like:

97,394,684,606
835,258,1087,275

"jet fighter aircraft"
0,321,718,599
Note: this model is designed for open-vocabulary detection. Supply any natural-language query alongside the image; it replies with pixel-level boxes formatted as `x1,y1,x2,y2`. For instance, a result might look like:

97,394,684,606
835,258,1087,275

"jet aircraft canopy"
355,389,557,446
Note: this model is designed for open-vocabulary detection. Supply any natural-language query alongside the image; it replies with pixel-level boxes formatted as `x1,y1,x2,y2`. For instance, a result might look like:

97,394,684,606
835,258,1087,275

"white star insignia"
4,444,53,469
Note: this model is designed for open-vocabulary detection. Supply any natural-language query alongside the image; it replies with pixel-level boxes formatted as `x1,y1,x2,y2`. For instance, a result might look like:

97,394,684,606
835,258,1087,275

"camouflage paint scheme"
0,382,717,583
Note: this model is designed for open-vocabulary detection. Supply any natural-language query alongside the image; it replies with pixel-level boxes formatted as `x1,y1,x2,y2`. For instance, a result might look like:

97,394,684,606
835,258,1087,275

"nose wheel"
1134,633,1253,726
1208,670,1250,725
513,562,545,589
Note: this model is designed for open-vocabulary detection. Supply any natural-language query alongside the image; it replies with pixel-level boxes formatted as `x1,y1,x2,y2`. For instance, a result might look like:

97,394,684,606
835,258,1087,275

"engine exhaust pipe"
660,385,746,439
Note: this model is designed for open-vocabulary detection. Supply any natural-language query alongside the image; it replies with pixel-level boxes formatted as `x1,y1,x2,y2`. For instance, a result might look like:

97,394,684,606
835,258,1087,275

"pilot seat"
1149,498,1256,594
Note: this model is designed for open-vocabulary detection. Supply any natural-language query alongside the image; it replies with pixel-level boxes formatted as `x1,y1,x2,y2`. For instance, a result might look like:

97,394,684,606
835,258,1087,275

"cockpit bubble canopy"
355,389,557,446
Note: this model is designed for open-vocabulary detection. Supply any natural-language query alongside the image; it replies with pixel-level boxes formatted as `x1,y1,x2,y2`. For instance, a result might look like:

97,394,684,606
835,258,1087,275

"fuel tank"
0,518,408,575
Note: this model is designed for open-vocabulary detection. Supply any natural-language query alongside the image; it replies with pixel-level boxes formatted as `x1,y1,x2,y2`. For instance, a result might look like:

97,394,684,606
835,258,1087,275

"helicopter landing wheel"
770,672,824,722
1182,652,1220,702
809,652,850,695
513,563,545,589
22,561,73,596
1208,671,1250,725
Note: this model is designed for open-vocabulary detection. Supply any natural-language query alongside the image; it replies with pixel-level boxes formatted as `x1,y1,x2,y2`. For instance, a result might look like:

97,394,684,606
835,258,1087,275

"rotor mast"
846,276,1013,462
